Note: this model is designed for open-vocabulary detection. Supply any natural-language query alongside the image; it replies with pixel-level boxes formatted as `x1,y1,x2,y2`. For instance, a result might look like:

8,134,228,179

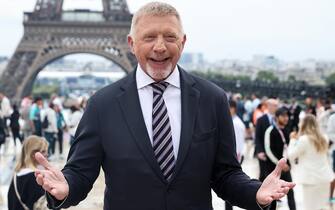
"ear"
127,35,135,54
181,34,187,50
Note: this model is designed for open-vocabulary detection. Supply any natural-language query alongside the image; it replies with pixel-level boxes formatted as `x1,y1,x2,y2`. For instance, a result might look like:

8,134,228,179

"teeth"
151,58,168,62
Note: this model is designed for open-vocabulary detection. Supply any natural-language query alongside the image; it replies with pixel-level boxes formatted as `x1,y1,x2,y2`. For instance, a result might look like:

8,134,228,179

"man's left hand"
256,158,296,206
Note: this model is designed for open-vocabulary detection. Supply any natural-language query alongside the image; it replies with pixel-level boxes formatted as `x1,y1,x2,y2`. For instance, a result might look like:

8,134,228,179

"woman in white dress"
288,114,333,210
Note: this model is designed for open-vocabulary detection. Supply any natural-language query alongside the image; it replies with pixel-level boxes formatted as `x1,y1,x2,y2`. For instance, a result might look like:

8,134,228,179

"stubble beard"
146,62,173,81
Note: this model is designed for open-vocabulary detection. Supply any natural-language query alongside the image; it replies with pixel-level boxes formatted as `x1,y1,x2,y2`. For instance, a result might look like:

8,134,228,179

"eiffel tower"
0,0,137,100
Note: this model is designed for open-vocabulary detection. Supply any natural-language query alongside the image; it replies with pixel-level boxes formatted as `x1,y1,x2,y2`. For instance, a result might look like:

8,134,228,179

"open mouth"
149,57,170,63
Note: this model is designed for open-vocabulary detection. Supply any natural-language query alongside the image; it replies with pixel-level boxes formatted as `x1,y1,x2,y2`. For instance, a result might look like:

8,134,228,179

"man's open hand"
256,158,295,206
34,152,69,201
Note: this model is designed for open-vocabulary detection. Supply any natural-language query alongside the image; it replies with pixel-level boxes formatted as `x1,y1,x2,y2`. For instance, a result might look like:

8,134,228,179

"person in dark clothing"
264,107,296,210
0,117,6,150
255,99,278,182
304,97,316,116
7,135,48,210
34,3,295,210
10,104,23,146
288,99,302,133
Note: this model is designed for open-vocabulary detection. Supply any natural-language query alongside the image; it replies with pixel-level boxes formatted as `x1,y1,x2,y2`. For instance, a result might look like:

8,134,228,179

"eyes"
165,35,177,42
143,34,178,42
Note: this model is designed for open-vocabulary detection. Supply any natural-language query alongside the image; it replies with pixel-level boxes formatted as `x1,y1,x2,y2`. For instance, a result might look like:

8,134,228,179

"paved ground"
0,137,334,210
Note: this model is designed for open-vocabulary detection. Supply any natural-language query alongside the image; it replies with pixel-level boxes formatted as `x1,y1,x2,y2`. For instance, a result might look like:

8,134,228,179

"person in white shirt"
229,99,246,163
43,103,58,158
327,112,335,201
327,112,335,143
67,104,83,145
288,114,333,210
0,92,12,136
317,99,333,134
0,92,12,119
225,99,246,210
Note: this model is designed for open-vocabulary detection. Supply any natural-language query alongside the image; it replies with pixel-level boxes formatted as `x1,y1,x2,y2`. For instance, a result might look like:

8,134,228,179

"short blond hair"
15,135,49,172
129,2,184,37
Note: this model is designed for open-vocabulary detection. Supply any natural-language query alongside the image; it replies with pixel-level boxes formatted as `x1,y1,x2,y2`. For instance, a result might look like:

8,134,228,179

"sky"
0,0,335,62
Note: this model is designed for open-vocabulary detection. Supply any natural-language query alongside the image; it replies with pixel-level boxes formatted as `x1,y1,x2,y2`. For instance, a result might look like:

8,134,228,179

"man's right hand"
257,152,267,161
34,152,69,201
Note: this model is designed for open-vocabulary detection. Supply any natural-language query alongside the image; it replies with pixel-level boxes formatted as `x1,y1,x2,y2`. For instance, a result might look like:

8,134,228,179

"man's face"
37,100,43,107
128,15,186,81
229,107,236,116
305,97,312,105
267,102,278,115
277,114,289,127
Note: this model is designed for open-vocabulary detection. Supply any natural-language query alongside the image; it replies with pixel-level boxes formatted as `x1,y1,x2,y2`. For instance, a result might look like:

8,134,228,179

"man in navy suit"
255,99,279,181
34,2,294,210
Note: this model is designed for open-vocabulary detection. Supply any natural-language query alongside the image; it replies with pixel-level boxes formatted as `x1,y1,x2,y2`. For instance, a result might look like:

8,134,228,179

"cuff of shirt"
257,201,275,210
46,191,68,210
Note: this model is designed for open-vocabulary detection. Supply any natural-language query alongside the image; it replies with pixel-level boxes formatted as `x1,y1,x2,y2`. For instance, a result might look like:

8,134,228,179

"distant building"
251,55,281,71
179,52,205,71
35,70,126,97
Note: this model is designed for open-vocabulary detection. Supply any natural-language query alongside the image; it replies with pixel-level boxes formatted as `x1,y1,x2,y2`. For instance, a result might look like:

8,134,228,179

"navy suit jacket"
255,114,271,154
52,68,266,210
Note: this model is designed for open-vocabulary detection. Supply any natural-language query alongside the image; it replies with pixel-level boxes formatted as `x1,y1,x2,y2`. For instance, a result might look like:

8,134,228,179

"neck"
277,122,285,129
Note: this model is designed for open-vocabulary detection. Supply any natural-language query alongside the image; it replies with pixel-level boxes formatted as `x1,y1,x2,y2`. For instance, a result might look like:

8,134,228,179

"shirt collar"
136,65,180,89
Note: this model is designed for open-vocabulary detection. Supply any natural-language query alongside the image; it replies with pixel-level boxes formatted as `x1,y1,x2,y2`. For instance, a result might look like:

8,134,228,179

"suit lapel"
170,69,200,183
117,71,167,183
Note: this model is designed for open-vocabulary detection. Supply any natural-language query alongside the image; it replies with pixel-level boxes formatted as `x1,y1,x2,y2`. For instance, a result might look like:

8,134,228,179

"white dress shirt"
232,115,246,162
136,66,181,159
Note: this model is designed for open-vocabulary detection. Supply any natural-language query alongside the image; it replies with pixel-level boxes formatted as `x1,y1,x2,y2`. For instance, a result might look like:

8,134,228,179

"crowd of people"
0,91,334,210
0,93,85,160
0,92,88,209
1,91,335,210
228,93,335,210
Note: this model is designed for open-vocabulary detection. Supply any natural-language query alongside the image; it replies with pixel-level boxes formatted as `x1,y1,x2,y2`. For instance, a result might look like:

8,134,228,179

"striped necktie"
151,82,175,181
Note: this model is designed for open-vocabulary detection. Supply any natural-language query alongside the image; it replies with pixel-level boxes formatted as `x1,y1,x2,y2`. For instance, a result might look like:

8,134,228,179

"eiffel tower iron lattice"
0,0,137,100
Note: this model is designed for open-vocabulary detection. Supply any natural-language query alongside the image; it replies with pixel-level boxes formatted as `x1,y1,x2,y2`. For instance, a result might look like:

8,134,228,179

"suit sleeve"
50,97,104,208
211,93,267,210
255,117,265,154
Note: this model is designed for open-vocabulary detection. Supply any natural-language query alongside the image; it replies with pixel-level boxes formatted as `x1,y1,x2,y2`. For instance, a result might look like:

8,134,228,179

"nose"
153,36,167,53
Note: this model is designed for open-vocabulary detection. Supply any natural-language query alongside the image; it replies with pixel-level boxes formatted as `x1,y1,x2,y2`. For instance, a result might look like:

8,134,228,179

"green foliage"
326,72,335,86
255,70,279,83
287,75,296,83
191,70,251,82
32,84,59,99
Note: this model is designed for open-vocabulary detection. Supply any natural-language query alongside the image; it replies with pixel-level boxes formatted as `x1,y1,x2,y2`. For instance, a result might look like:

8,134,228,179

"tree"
32,84,59,99
326,72,335,86
256,71,279,83
287,75,296,83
